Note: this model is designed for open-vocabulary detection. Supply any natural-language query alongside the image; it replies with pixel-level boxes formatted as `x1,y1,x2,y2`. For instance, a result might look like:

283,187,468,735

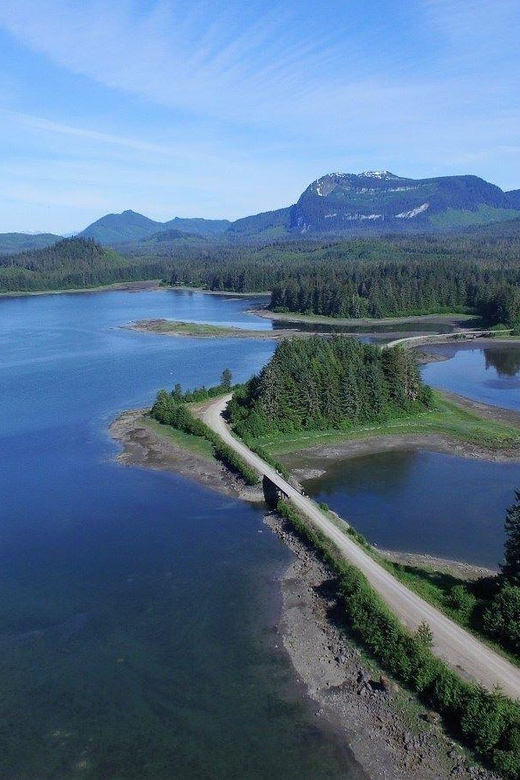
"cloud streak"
0,1,518,230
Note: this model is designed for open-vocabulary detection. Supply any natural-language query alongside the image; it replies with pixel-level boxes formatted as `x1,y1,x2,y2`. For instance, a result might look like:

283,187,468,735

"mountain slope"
78,210,162,243
226,207,291,239
162,217,230,237
0,232,62,255
289,171,520,234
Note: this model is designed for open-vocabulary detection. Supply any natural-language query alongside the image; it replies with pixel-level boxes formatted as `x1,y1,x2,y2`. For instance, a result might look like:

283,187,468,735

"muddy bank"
251,308,475,328
286,431,520,482
267,511,499,780
377,548,497,580
110,410,263,502
0,279,163,299
125,318,339,340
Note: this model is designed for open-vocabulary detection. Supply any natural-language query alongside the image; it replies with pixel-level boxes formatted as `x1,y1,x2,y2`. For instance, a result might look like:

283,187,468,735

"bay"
0,290,359,779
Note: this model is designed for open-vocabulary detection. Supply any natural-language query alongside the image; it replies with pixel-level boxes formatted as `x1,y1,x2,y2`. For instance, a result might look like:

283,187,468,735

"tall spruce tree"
501,490,520,587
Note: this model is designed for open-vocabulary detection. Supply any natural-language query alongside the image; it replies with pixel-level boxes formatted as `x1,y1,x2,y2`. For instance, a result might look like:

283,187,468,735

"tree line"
2,233,520,327
227,337,433,438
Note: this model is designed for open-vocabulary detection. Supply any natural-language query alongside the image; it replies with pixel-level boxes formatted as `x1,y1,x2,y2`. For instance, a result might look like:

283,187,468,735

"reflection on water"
423,344,520,411
302,449,520,567
484,347,520,378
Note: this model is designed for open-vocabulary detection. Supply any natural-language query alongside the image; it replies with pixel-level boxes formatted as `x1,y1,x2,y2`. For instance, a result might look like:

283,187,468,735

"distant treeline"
228,337,433,438
162,234,520,325
0,238,168,292
2,234,520,326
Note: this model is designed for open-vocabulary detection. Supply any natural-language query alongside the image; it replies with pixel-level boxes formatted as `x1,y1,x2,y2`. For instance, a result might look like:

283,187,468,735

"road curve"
201,395,520,700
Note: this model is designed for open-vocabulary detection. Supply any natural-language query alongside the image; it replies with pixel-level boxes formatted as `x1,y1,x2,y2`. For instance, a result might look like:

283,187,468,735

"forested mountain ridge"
73,170,520,245
289,172,520,234
77,210,230,244
0,232,62,255
0,237,167,292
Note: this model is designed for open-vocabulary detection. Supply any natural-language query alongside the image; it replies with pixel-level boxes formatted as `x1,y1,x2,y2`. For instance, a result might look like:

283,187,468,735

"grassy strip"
135,319,254,337
277,499,520,778
143,417,215,459
250,391,520,456
151,395,259,486
378,560,520,669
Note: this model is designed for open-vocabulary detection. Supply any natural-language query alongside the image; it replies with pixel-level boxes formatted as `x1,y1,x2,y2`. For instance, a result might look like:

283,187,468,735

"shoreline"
109,407,509,779
110,410,264,502
251,308,478,328
266,511,499,780
0,279,164,299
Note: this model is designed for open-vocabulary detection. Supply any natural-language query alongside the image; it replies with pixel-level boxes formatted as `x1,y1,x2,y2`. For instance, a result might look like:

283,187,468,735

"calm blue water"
422,344,520,411
299,344,520,568
0,290,361,779
302,450,519,567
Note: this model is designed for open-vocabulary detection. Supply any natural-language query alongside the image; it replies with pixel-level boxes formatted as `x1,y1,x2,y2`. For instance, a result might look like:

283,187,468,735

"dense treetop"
227,337,433,438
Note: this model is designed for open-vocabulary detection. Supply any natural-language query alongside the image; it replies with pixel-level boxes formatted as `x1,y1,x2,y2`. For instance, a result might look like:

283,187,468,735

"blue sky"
0,0,518,233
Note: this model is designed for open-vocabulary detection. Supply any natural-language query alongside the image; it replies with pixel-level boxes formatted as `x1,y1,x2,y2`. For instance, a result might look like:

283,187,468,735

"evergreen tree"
221,368,232,389
501,490,520,587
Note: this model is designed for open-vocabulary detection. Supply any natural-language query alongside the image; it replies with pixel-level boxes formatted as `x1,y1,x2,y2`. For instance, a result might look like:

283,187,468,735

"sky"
0,0,519,233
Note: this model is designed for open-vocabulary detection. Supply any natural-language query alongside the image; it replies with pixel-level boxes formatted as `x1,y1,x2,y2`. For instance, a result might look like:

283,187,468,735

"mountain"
162,217,230,237
0,232,62,255
73,171,520,245
78,210,162,243
226,207,291,239
288,171,520,234
79,211,230,244
506,190,520,209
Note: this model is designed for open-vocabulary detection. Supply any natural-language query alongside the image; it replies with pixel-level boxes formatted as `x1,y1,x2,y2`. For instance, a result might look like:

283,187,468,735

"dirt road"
201,395,520,700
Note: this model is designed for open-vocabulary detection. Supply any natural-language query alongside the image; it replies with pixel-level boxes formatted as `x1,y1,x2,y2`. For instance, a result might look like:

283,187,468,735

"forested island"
227,337,432,436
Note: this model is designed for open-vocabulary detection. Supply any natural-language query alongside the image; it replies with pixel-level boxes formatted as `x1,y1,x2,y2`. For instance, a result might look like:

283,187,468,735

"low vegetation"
277,498,520,778
150,372,259,486
247,390,520,457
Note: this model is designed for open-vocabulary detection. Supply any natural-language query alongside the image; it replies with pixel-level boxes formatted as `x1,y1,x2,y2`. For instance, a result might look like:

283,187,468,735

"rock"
422,710,440,724
451,766,465,777
379,674,390,692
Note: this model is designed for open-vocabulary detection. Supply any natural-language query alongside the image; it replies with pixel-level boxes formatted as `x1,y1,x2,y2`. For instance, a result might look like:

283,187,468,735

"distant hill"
78,210,162,244
0,237,168,293
288,171,520,234
78,211,230,244
162,217,230,237
0,232,62,255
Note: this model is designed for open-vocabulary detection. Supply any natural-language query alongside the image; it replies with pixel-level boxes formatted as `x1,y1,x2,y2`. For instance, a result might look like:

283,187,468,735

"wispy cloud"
0,1,518,230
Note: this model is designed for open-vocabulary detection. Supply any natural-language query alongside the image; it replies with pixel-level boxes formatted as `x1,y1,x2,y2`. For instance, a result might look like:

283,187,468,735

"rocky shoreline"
110,407,506,779
267,511,500,780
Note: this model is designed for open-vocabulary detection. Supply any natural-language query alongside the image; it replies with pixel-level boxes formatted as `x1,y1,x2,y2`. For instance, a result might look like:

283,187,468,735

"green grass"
138,320,251,337
143,416,215,459
248,391,520,456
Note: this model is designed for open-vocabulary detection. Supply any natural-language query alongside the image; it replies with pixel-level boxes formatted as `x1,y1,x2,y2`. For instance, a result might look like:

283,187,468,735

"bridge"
201,394,520,700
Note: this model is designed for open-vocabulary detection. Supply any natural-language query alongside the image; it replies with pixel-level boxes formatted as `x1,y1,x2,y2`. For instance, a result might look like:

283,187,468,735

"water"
422,344,520,411
301,450,519,568
0,290,360,779
300,343,520,568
